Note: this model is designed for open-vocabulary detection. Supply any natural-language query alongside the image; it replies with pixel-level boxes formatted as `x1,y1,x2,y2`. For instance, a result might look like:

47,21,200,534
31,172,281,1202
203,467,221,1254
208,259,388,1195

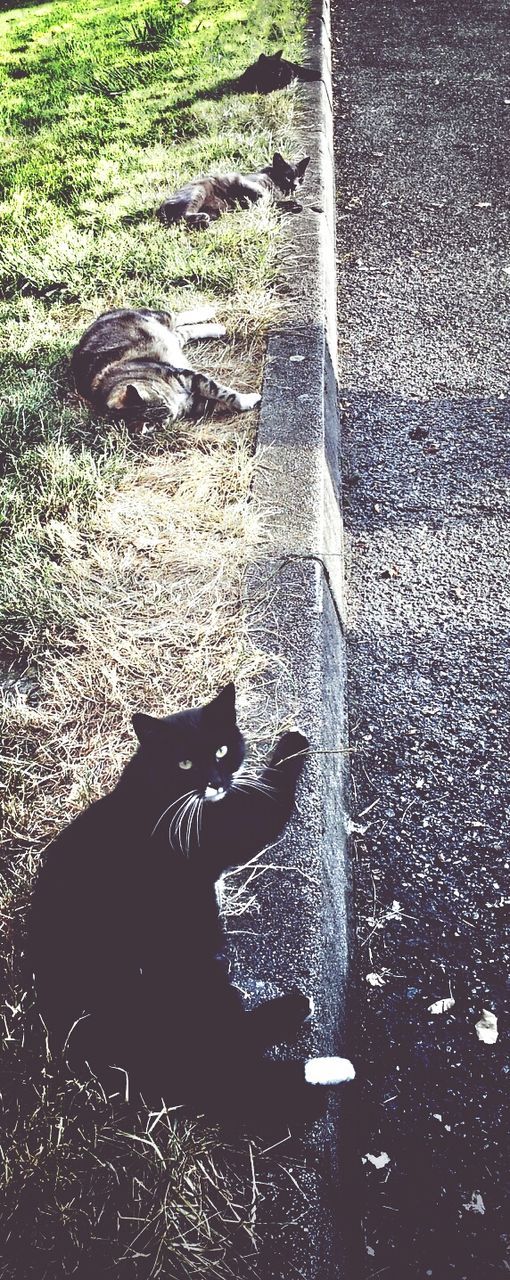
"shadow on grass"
0,276,75,303
2,0,50,10
119,209,153,227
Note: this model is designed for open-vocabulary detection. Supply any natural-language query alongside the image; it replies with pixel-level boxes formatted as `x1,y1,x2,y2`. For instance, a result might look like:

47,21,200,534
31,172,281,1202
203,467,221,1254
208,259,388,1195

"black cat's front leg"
268,729,309,780
186,210,216,229
246,989,312,1048
200,730,309,877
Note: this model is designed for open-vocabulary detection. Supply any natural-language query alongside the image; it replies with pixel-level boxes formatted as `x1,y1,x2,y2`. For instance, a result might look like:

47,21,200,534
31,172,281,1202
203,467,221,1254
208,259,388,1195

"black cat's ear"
274,49,283,59
296,156,311,178
272,152,287,170
204,683,236,722
132,712,162,744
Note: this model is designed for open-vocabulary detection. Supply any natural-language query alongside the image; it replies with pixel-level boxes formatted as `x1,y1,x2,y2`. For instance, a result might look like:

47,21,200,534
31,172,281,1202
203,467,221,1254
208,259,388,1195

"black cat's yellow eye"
215,745,228,760
178,759,193,770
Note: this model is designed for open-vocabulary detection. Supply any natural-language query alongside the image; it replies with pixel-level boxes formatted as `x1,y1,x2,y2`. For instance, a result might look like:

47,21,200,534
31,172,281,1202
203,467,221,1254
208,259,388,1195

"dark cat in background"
157,152,310,229
26,685,353,1129
169,51,320,114
237,50,319,93
72,305,260,422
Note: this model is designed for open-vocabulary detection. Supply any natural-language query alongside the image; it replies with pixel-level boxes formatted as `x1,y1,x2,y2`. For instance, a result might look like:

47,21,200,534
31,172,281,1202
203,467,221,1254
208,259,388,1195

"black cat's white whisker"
175,793,197,854
151,790,194,838
184,799,193,855
232,765,274,783
168,792,195,850
233,778,275,798
233,778,277,799
183,794,199,854
185,796,200,855
195,795,204,844
168,800,185,848
196,796,204,849
182,798,192,855
234,773,275,788
193,795,202,846
234,766,277,789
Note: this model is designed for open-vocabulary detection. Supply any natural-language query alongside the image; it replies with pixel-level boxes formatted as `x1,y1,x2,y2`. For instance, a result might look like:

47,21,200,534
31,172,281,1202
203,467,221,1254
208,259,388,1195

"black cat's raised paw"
246,987,312,1047
280,986,313,1031
270,730,309,773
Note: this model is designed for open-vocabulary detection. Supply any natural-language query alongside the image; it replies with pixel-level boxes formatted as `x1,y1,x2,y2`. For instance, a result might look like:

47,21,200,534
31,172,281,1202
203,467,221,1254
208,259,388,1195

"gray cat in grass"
71,306,260,422
157,152,310,229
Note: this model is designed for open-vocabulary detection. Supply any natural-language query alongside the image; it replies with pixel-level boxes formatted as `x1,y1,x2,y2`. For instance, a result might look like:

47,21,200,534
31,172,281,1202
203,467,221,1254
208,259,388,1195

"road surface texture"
332,0,509,1276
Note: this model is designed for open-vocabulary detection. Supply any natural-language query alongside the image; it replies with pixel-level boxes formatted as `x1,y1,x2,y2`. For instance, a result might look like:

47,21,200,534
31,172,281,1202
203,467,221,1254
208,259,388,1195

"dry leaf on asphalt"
475,1009,498,1043
463,1192,486,1215
363,1152,391,1169
428,996,455,1014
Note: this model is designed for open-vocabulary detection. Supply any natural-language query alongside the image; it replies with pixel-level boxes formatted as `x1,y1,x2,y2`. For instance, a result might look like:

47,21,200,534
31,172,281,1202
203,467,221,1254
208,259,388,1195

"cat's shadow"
120,210,151,228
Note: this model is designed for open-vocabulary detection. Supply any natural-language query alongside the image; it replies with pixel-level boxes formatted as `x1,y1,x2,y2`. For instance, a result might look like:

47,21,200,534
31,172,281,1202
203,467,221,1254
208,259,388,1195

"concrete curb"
230,3,357,1276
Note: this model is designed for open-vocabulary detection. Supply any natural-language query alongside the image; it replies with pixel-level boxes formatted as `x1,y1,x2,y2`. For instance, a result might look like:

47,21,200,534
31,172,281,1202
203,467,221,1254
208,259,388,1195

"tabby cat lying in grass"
27,685,354,1129
157,152,310,229
72,306,260,422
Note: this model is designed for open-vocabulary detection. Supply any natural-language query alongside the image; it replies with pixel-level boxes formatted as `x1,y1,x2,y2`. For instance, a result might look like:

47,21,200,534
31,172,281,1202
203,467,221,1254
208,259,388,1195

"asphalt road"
331,0,509,1275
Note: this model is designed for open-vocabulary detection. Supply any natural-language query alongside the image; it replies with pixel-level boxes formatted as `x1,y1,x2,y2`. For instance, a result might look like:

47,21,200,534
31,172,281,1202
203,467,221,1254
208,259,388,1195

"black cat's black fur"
237,50,319,94
157,153,310,229
169,52,320,114
26,686,340,1129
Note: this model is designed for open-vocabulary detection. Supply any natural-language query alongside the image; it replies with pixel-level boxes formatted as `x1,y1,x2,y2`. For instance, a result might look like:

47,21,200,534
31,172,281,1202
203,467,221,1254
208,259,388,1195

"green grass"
0,0,303,292
0,0,306,661
0,0,309,1274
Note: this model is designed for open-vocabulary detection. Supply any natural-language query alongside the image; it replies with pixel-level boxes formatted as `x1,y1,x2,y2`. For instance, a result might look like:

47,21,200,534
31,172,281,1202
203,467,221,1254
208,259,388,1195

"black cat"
157,153,310,229
26,685,352,1128
169,52,320,115
237,50,319,94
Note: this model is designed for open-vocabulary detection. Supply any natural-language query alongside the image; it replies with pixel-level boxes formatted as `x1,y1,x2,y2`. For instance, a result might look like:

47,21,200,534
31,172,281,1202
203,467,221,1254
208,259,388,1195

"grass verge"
0,0,307,1274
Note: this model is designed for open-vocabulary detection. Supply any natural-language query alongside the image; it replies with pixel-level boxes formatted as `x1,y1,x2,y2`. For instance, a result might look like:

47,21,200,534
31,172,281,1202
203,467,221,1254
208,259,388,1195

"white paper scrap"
463,1192,486,1215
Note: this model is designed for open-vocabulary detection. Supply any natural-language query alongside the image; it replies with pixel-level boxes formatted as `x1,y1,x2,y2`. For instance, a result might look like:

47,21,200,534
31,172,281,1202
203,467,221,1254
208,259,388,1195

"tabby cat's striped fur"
71,306,260,422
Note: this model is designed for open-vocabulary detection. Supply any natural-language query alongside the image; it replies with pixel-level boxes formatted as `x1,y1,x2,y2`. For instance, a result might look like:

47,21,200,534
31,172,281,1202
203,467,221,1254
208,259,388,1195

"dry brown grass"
0,1021,289,1280
2,412,267,830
